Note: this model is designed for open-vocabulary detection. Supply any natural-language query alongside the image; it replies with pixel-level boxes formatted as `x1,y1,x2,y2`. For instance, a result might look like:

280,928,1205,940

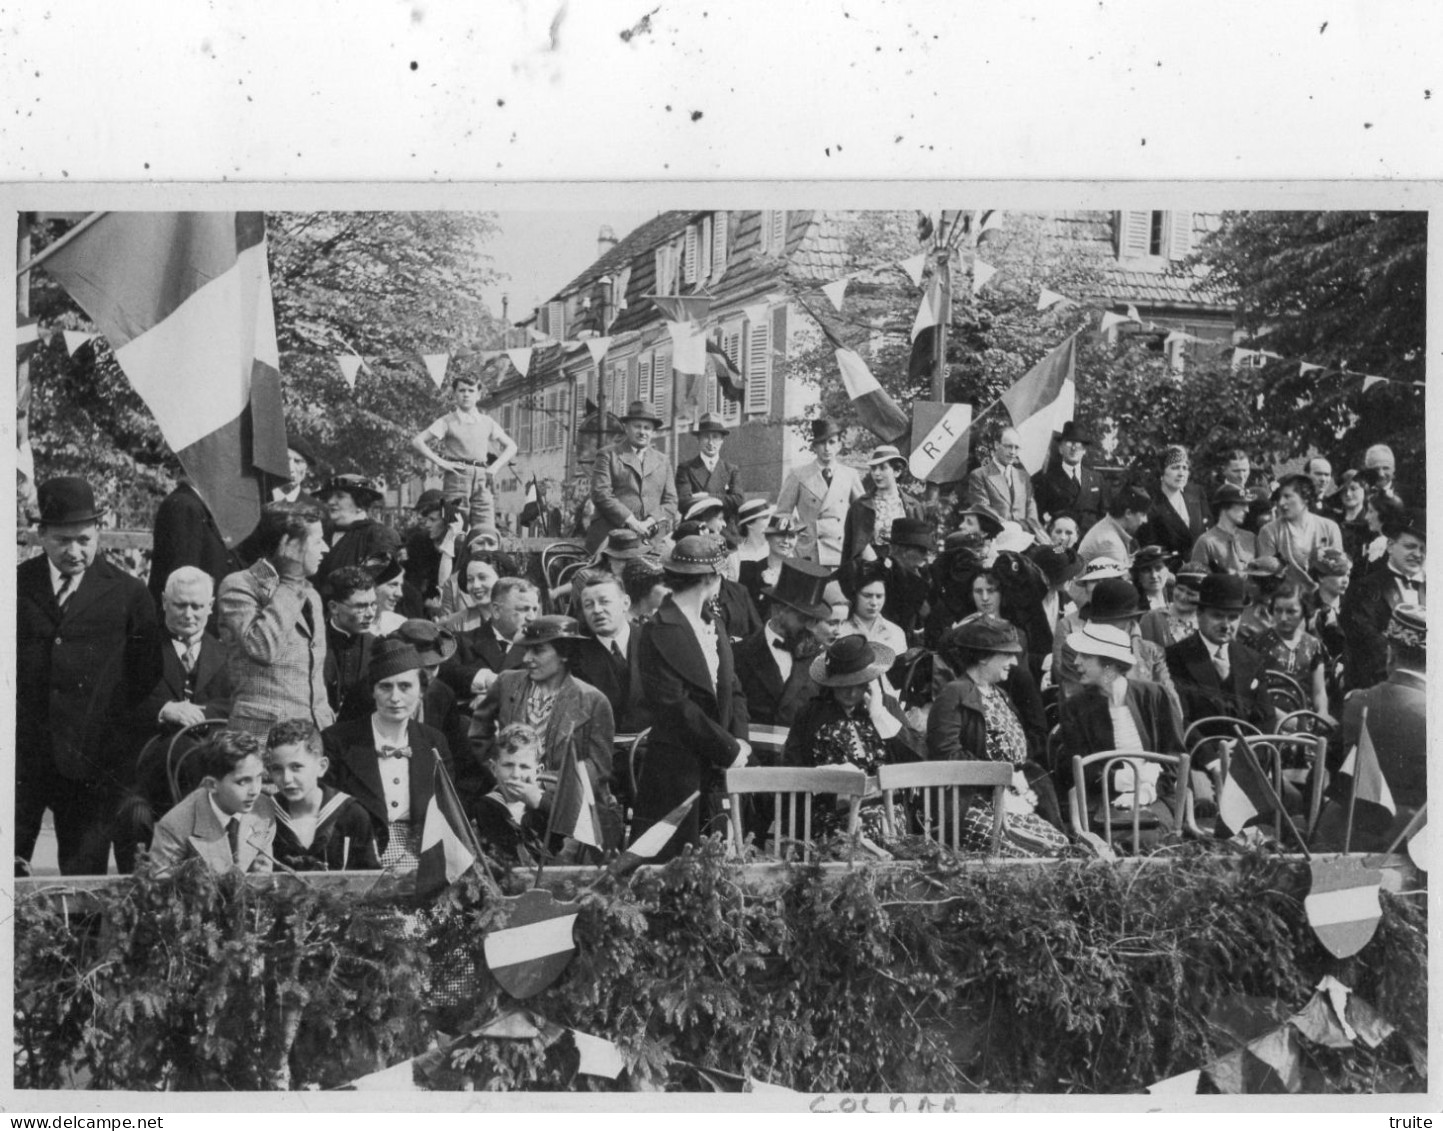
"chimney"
597,224,618,260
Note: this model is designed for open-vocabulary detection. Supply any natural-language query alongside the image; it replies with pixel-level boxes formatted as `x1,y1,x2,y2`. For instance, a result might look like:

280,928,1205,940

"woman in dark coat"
1139,445,1207,560
632,534,751,859
841,445,924,563
926,616,1068,856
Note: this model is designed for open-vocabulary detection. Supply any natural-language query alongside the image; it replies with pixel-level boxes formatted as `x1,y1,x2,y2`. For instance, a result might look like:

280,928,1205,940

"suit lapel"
194,636,225,695
58,562,113,623
654,603,716,698
160,643,189,700
343,730,389,826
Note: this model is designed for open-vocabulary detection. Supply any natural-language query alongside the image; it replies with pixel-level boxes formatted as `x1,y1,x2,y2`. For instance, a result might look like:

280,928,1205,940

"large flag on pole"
38,212,290,544
1000,334,1077,474
807,304,909,444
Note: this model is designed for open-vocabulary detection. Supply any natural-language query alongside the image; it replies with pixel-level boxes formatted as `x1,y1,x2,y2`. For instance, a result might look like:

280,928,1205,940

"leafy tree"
1190,210,1426,491
21,211,506,520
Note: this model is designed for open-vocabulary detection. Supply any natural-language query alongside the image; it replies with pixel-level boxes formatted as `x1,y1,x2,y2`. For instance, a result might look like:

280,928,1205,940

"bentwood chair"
725,766,868,862
1263,670,1309,715
876,761,1013,855
1069,750,1192,854
1276,709,1337,738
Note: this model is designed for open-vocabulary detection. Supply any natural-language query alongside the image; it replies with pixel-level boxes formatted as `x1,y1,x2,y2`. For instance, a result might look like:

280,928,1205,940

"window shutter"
517,404,530,453
654,248,667,295
1117,211,1151,259
744,313,771,414
1167,211,1193,260
698,217,712,281
653,350,672,422
768,210,787,253
547,301,565,339
684,225,699,284
638,354,653,404
711,211,728,282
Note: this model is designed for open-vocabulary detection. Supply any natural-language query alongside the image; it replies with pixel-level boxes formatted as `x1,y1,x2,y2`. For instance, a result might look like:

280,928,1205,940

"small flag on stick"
1216,744,1280,836
550,745,603,850
1036,288,1069,312
613,791,700,874
416,759,483,895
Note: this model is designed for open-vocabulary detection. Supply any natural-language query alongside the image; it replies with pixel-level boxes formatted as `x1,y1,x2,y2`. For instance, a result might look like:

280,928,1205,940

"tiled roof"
550,210,695,300
1045,210,1229,309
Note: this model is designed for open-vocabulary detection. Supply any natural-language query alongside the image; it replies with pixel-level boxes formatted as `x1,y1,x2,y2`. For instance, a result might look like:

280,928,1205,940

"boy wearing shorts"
411,374,518,530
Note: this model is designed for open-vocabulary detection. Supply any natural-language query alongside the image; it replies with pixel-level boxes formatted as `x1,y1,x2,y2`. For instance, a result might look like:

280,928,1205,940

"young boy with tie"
149,730,276,875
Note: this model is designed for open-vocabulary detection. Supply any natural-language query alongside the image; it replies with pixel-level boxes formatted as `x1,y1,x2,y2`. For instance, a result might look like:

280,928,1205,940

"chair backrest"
725,765,868,861
616,729,650,830
1182,716,1260,754
167,719,230,804
1276,709,1336,737
1263,670,1308,714
748,725,790,765
541,541,588,588
876,760,1013,855
1068,750,1192,853
1242,733,1328,842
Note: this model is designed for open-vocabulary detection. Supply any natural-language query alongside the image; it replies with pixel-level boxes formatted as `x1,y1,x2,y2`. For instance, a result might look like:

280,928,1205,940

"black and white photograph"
2,0,1438,1118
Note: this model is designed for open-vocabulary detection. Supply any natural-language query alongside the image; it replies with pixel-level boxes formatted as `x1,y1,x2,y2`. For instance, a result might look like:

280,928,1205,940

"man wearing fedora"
675,413,744,523
17,477,161,875
732,559,833,728
964,427,1048,539
313,474,402,594
1032,422,1107,535
1165,573,1274,736
776,418,865,567
879,516,935,645
1341,507,1426,690
588,400,680,553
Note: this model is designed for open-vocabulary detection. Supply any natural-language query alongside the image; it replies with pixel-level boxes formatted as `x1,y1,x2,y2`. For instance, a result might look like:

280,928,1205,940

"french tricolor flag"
39,212,291,544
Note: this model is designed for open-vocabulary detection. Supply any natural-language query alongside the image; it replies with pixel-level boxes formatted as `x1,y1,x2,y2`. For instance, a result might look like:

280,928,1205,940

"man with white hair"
1363,443,1402,504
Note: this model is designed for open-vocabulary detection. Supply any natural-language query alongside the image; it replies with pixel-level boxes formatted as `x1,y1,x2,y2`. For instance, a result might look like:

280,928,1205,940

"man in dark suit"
439,576,536,703
675,413,745,523
1165,573,1274,743
571,573,650,734
323,565,378,723
1341,508,1425,690
1032,421,1107,534
147,474,240,614
17,477,161,875
732,559,831,729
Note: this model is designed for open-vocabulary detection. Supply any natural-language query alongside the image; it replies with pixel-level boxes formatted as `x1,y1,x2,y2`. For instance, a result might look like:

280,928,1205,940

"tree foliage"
22,211,506,520
1190,210,1427,486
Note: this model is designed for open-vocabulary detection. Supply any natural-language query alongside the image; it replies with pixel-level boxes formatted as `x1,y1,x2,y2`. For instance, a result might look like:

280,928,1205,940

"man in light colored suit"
588,400,680,552
218,500,334,739
775,418,865,567
963,426,1047,537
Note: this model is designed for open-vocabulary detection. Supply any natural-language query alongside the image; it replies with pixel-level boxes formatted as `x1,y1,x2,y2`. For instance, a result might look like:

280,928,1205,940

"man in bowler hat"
1032,421,1107,534
589,400,680,552
776,418,865,567
675,412,744,522
17,477,161,874
1164,573,1273,739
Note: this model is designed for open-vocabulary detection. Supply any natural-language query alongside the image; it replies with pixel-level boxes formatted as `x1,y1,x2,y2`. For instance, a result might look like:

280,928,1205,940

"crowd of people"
15,375,1428,877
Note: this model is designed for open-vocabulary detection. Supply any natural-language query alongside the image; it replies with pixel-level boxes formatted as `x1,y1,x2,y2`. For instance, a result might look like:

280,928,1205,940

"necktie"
181,640,199,673
379,744,412,759
822,468,833,488
1008,470,1017,513
55,575,75,608
1213,645,1230,681
227,817,242,863
611,640,625,662
772,638,791,654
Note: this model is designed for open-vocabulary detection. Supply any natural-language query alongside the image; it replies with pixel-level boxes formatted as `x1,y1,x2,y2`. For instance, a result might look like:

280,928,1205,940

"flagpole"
1342,707,1365,855
14,211,110,278
535,723,579,884
1233,729,1311,859
933,225,951,403
1381,801,1426,858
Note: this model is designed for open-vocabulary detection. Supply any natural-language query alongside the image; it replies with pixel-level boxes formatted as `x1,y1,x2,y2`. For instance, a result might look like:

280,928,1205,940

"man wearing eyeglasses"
962,426,1047,538
323,565,378,722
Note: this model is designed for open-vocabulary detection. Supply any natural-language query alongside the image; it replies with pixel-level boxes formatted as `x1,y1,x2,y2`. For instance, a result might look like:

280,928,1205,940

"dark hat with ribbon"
808,635,896,687
1085,579,1145,623
765,513,800,536
1210,482,1250,510
762,558,833,620
956,503,1005,538
362,551,403,586
600,528,649,560
661,533,730,576
1198,573,1252,612
942,614,1024,655
367,639,424,686
1056,421,1093,445
36,476,106,527
808,418,843,444
288,436,318,467
388,619,457,665
889,516,934,551
693,412,730,435
1032,545,1084,589
319,474,383,508
519,615,586,648
1386,603,1426,650
414,488,446,515
1308,546,1352,579
620,400,664,427
1131,544,1178,572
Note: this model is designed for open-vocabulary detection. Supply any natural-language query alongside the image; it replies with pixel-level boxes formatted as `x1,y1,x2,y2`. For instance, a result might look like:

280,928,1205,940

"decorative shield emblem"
1304,858,1382,959
482,889,580,1000
908,402,972,483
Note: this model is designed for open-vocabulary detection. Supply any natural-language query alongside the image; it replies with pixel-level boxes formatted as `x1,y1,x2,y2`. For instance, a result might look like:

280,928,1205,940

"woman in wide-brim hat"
1058,622,1185,834
320,639,458,871
734,497,776,564
1138,563,1206,649
841,444,923,564
468,614,622,859
781,635,914,841
1129,544,1178,612
927,615,1069,858
739,511,798,610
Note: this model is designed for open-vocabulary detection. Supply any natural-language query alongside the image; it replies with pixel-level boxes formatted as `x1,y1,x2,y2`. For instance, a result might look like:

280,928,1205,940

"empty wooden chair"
877,760,1013,855
725,765,868,861
1069,750,1192,854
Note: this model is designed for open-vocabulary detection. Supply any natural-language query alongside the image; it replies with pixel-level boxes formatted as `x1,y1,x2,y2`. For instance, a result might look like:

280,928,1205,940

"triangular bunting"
911,279,941,342
1299,361,1323,375
667,321,708,374
63,330,97,356
337,354,364,388
526,328,553,344
421,353,450,389
1361,374,1387,392
472,1009,543,1040
1099,311,1127,332
1145,1068,1201,1096
1204,1049,1247,1094
1231,348,1256,370
971,259,997,293
900,252,927,287
348,1057,420,1091
506,348,534,377
1126,304,1142,323
570,1030,626,1079
1247,1026,1302,1093
745,1077,800,1095
741,301,771,327
651,294,712,325
584,336,613,366
1036,288,1068,312
821,277,849,312
1406,810,1428,871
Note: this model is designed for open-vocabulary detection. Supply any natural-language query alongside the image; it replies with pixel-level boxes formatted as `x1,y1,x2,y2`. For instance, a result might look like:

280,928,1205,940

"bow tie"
772,638,792,654
378,744,411,759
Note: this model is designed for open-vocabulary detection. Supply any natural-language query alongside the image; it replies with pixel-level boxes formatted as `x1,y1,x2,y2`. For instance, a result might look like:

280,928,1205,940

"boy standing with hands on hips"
412,373,518,531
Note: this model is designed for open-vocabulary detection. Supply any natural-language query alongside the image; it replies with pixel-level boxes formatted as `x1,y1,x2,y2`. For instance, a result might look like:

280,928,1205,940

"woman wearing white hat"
1058,622,1184,818
733,498,776,565
841,445,923,564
